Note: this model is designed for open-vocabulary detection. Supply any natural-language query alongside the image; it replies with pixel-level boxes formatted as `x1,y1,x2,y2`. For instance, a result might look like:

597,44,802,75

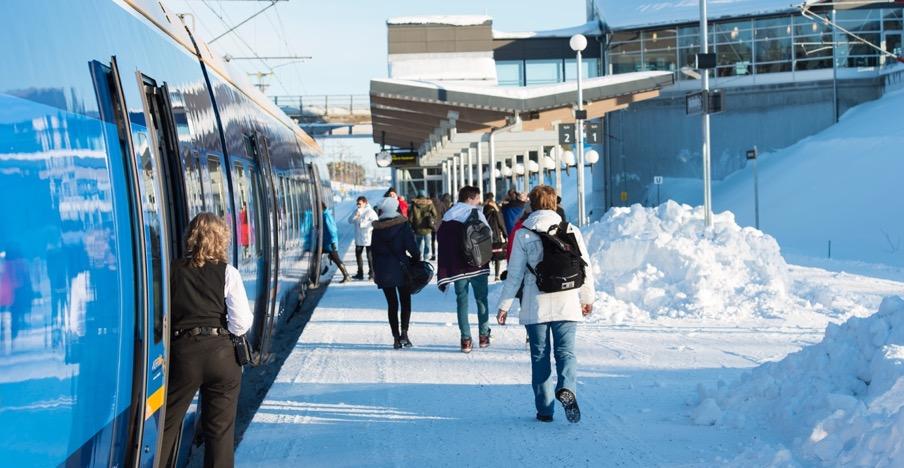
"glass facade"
606,7,904,80
496,58,600,87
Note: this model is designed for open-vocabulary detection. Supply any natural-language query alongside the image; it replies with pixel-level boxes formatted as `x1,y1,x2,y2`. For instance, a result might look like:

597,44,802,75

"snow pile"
582,201,797,321
696,296,904,466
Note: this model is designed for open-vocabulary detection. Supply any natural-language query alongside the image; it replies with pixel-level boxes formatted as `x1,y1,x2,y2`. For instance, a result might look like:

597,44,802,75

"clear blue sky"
166,0,587,96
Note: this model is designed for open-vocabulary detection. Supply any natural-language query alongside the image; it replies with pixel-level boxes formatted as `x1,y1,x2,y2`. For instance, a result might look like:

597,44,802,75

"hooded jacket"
347,204,379,246
501,199,525,235
436,202,490,290
496,210,595,325
483,200,506,243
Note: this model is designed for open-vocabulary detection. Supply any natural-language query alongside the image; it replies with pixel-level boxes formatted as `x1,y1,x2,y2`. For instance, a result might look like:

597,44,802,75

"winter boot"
393,337,403,350
460,337,472,354
556,388,581,423
400,331,413,348
536,413,553,423
353,272,364,280
479,331,491,348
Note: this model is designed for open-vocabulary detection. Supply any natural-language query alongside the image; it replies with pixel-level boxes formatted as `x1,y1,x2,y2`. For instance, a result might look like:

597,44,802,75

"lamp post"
700,0,713,228
570,33,588,226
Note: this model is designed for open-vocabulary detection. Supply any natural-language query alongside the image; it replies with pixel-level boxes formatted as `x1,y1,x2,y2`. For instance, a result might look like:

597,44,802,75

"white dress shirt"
224,264,253,336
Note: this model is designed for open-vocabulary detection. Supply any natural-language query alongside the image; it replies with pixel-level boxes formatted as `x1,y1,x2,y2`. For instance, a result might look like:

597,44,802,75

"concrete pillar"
451,156,459,195
555,146,563,196
488,134,496,199
475,143,484,196
466,147,474,187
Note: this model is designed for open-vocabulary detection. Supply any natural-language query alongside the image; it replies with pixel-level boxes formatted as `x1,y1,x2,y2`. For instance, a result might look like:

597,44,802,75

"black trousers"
354,245,373,276
161,334,242,468
382,286,411,338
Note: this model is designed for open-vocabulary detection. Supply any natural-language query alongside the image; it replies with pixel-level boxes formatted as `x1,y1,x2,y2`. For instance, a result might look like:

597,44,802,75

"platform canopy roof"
370,71,674,167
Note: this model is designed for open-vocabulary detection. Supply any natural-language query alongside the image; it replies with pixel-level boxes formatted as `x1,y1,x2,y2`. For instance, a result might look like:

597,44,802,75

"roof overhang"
370,71,674,166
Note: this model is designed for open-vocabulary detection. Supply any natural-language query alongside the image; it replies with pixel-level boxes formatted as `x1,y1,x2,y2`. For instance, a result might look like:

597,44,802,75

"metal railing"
272,94,370,118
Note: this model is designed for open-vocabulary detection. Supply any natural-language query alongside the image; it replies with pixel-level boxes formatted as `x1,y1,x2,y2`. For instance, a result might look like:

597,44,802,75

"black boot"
399,331,413,348
393,337,403,349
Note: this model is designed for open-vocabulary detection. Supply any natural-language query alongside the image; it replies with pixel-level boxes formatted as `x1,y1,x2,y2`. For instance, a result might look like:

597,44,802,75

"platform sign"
653,176,663,185
686,92,705,116
558,123,576,145
746,147,758,160
584,122,602,144
387,151,418,167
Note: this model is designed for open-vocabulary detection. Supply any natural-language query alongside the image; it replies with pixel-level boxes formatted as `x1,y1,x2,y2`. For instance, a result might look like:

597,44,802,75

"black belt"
174,327,229,338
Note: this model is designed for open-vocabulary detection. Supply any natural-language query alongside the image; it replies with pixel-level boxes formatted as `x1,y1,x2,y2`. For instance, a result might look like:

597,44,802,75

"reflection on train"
0,1,332,466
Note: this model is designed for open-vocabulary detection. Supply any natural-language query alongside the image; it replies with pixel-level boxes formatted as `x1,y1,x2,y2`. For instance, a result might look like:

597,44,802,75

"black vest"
170,259,228,331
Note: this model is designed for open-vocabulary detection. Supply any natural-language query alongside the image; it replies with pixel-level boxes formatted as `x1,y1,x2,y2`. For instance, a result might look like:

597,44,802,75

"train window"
185,150,204,217
249,167,267,258
234,163,250,260
207,156,227,217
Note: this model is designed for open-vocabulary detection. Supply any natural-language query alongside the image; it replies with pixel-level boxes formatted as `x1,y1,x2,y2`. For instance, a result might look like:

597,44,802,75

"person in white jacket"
347,196,379,280
496,185,595,424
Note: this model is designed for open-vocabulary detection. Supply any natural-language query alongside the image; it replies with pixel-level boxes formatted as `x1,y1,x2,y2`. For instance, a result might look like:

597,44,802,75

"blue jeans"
416,234,431,259
453,275,489,339
525,321,578,417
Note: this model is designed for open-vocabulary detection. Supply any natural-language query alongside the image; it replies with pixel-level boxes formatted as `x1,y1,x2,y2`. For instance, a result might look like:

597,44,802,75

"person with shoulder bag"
495,185,595,424
161,213,253,467
482,192,507,281
371,197,421,349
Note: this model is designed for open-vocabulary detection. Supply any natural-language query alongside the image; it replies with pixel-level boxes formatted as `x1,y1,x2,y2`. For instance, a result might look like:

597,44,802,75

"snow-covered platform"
233,227,903,466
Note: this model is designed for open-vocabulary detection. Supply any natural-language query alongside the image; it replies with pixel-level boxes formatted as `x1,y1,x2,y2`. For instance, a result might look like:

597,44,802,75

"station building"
372,0,904,216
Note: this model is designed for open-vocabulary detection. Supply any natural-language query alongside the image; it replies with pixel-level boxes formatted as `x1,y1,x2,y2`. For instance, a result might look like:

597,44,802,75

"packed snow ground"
236,200,904,467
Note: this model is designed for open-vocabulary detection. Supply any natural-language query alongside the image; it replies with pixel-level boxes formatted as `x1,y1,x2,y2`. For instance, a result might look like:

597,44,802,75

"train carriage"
0,1,330,466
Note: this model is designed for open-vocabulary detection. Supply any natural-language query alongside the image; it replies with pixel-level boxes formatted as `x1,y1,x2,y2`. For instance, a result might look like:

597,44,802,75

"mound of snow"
582,201,798,321
698,296,904,466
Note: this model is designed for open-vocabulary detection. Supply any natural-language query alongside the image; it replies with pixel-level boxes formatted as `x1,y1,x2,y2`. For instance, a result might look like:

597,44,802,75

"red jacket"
398,197,409,218
505,218,525,261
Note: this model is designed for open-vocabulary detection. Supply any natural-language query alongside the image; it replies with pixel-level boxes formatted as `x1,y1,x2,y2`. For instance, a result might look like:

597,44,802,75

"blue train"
0,1,333,466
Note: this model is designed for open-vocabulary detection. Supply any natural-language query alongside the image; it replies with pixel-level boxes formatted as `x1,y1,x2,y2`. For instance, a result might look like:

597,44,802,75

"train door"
307,163,324,288
132,71,185,466
247,133,280,359
89,58,174,467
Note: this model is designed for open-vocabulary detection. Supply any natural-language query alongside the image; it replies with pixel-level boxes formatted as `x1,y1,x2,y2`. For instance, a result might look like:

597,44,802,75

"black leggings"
355,246,373,275
382,286,411,338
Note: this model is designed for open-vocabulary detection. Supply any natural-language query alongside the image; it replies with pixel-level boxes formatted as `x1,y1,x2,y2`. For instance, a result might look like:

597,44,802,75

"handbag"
231,333,256,367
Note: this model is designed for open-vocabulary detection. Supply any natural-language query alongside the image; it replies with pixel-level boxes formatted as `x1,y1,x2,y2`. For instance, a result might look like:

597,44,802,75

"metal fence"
272,94,370,118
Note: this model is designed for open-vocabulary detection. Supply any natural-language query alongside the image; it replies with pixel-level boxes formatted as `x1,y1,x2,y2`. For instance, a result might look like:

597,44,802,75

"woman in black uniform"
161,213,253,467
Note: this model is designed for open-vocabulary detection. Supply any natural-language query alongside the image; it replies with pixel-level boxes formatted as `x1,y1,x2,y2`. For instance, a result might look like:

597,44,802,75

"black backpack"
462,208,493,267
526,220,586,293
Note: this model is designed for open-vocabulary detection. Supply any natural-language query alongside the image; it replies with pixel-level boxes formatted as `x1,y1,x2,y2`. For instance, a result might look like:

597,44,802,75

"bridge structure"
273,94,372,137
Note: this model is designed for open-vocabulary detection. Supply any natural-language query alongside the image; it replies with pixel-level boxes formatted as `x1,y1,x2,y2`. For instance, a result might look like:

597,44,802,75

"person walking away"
371,197,420,349
496,185,594,424
483,193,507,281
437,186,493,353
321,202,350,283
501,189,525,236
161,213,253,467
409,190,438,260
347,196,378,280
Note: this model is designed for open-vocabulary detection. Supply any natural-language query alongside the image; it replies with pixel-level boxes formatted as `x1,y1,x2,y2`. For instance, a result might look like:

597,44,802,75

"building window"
609,30,643,74
642,28,678,71
793,14,834,71
525,59,564,85
496,60,524,87
714,20,753,76
565,58,599,80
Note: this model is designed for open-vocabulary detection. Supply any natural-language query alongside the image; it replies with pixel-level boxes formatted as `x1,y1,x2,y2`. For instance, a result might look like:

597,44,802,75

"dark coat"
501,200,525,235
370,216,419,289
483,202,506,243
436,220,489,291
